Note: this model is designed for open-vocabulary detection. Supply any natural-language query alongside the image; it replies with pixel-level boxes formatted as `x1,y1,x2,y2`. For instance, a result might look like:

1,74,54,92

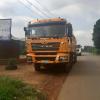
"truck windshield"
28,22,66,38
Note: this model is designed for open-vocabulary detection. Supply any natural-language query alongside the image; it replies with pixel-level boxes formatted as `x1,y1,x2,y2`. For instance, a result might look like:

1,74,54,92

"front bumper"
27,54,70,64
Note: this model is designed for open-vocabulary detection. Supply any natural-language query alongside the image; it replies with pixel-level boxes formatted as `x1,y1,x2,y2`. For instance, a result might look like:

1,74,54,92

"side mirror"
67,23,73,37
24,27,30,37
24,27,27,31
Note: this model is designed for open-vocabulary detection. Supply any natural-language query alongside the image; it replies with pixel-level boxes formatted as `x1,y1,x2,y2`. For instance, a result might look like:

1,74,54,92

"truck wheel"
34,64,41,71
65,54,73,73
65,62,72,73
73,53,77,64
75,55,77,63
79,53,82,56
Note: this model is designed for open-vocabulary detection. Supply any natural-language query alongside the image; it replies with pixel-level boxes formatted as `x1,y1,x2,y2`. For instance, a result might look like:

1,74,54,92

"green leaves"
93,19,100,51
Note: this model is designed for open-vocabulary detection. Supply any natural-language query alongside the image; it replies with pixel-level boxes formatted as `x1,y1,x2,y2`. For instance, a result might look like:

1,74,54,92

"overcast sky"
0,0,100,46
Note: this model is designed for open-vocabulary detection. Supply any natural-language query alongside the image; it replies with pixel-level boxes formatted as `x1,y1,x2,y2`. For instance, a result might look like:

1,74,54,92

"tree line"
93,19,100,54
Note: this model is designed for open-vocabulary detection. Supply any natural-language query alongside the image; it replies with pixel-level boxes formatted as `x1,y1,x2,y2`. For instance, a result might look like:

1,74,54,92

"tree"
93,19,100,53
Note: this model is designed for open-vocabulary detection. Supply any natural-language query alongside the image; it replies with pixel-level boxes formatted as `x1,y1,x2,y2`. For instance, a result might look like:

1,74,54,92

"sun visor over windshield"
29,21,66,27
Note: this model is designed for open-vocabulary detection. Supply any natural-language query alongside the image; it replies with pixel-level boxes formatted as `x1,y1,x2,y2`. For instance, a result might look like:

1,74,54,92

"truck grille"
35,57,55,61
35,52,57,55
32,42,60,51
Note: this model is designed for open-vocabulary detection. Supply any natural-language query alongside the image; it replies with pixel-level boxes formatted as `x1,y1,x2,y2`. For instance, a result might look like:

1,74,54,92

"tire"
34,64,41,71
65,54,73,73
79,53,81,56
75,54,77,63
73,53,77,64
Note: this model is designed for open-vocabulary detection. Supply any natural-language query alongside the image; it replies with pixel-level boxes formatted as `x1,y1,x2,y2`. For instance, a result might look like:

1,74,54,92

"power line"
34,0,56,17
17,0,44,18
25,0,50,18
18,0,34,17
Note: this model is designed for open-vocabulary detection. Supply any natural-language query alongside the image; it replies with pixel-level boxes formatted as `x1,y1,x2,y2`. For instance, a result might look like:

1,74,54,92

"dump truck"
24,18,77,71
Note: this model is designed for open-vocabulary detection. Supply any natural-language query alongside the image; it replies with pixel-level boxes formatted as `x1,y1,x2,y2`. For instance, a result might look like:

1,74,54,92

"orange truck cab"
24,18,77,71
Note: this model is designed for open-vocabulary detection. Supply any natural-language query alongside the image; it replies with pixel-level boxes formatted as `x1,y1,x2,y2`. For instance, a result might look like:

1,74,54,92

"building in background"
0,19,22,60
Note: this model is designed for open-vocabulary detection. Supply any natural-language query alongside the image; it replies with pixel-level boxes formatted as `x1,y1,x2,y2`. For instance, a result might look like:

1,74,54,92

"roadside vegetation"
0,76,47,100
93,19,100,54
83,45,100,55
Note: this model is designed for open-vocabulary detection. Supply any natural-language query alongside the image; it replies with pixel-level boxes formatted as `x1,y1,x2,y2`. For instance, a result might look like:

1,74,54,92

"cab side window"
66,23,73,37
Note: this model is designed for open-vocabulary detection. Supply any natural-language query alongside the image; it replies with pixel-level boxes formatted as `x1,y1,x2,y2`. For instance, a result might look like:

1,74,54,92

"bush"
5,58,18,70
96,49,100,54
0,76,47,100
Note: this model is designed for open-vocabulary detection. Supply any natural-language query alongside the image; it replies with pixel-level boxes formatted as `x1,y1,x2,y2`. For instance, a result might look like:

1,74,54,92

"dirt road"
58,55,100,100
0,63,67,100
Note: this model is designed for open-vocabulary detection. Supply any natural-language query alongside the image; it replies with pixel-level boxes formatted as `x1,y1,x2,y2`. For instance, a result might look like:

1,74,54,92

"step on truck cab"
24,18,77,71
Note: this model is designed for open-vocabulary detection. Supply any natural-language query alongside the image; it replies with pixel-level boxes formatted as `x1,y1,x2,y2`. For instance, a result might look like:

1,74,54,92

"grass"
0,76,47,100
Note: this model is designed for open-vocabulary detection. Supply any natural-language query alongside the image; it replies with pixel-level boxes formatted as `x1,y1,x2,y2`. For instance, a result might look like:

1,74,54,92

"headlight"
59,56,68,62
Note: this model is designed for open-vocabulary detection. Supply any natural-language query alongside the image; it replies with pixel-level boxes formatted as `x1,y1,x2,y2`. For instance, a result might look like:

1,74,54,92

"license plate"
44,60,48,64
